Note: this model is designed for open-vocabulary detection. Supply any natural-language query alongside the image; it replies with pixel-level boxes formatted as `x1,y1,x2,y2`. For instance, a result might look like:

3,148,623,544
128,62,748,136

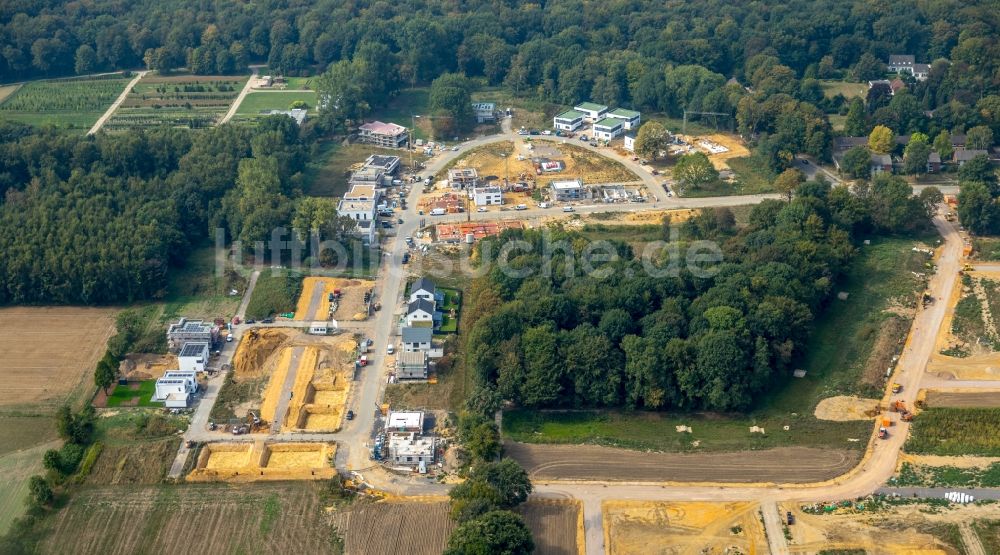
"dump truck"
892,383,902,394
891,400,907,412
882,417,892,427
900,410,913,422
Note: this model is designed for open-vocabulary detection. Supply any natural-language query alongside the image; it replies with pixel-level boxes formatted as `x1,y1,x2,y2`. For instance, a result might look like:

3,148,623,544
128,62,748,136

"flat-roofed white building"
550,179,585,201
472,186,502,206
363,154,401,175
623,131,636,152
386,411,425,433
448,168,479,189
553,110,585,132
154,370,198,408
574,102,608,122
350,167,388,188
472,102,496,123
387,432,436,467
166,318,217,352
178,342,210,372
337,199,376,221
592,117,624,140
606,108,640,130
344,184,380,202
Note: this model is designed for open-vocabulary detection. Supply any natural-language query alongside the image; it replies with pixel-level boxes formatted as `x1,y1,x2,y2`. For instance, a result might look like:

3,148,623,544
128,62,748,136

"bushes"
907,408,1000,456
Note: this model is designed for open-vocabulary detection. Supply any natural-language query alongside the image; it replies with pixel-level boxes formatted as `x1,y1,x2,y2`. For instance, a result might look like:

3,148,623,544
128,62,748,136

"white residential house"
344,184,380,202
606,108,640,130
349,167,389,188
574,102,609,122
472,186,502,206
177,342,210,372
386,411,425,433
592,117,624,140
387,433,436,467
550,179,585,201
358,121,408,148
396,351,429,380
623,132,636,152
553,110,586,132
353,219,376,245
337,199,376,221
888,55,915,73
472,102,496,123
402,326,434,354
166,318,217,352
408,277,436,304
912,63,930,81
154,370,198,408
363,154,401,175
448,168,479,189
406,299,435,327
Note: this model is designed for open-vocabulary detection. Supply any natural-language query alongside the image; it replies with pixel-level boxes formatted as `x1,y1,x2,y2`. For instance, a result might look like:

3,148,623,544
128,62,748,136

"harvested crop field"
517,499,583,555
924,390,1000,408
86,438,180,485
330,499,455,555
506,442,859,483
43,482,335,554
0,306,117,409
605,501,767,555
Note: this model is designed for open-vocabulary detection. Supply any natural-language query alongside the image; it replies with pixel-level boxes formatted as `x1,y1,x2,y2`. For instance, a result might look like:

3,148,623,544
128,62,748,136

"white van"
538,202,550,209
430,208,447,216
515,204,527,211
562,206,574,212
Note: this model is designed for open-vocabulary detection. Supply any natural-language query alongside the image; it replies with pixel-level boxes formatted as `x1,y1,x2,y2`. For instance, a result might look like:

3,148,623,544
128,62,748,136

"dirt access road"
87,70,147,135
218,67,259,125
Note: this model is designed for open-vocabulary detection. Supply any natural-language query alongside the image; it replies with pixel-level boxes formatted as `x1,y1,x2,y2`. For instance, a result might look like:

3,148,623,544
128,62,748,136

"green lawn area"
503,235,932,452
244,270,303,320
0,440,57,535
0,75,131,131
281,76,314,90
829,114,847,132
906,408,1000,456
105,380,158,408
235,91,318,115
436,287,461,334
372,87,432,140
819,79,867,100
675,157,777,198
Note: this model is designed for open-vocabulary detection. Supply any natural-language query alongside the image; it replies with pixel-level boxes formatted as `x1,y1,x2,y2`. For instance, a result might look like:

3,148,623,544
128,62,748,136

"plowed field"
506,442,859,483
330,500,455,555
43,482,335,554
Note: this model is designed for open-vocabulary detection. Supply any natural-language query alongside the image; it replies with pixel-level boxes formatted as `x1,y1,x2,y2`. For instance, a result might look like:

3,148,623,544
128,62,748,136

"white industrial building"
606,108,640,130
553,110,585,132
177,342,210,372
592,117,624,140
472,186,502,206
154,370,198,408
574,102,609,122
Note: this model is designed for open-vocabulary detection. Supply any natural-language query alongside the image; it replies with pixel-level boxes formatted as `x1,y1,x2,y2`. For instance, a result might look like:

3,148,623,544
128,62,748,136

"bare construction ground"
506,442,860,483
518,499,584,555
295,276,374,322
604,501,767,555
330,499,456,555
43,482,334,554
0,306,117,409
186,441,336,482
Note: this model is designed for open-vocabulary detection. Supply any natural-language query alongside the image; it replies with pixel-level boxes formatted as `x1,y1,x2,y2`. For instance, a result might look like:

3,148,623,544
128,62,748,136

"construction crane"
682,109,732,135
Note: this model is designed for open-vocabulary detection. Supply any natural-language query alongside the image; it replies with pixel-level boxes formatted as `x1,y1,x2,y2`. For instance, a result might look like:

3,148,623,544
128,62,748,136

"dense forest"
0,118,329,304
462,178,939,412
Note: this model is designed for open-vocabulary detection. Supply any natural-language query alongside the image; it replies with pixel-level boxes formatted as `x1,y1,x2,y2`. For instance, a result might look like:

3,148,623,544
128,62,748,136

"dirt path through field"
219,67,258,125
87,70,146,135
961,521,987,555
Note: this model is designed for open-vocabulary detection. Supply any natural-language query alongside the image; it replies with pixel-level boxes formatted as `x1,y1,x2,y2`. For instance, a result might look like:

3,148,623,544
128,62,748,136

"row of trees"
462,179,935,413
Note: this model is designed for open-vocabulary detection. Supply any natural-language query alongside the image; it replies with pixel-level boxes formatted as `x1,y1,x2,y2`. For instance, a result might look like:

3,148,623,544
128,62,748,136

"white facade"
387,433,436,466
472,186,502,206
623,133,636,152
592,117,624,140
337,199,376,221
553,110,585,132
178,342,209,372
154,370,198,408
308,322,329,335
472,102,496,123
448,168,479,189
406,308,433,327
386,411,424,433
574,102,609,122
551,179,584,201
606,108,640,130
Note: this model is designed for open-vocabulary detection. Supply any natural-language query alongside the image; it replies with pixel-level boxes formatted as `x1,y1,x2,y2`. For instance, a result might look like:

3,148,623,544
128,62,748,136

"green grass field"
373,87,432,140
303,142,428,197
974,236,1000,260
104,73,247,131
677,156,778,198
0,440,58,535
0,75,131,131
105,380,158,408
235,91,318,115
819,79,867,100
503,235,930,452
244,270,303,320
975,520,1000,555
892,461,1000,488
906,408,1000,456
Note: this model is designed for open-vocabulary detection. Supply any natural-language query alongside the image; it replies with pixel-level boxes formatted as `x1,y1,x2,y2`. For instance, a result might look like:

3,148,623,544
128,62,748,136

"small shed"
309,322,330,335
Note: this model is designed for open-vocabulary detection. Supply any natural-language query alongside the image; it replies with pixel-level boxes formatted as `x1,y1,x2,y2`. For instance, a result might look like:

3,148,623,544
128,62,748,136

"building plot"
928,270,1000,379
604,501,767,555
295,276,375,322
187,441,336,482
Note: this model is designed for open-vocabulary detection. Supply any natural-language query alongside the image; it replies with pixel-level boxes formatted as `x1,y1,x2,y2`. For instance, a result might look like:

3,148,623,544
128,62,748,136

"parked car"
262,318,274,324
387,344,394,354
477,207,487,212
245,319,256,324
402,252,410,264
562,206,574,212
345,410,354,420
397,218,403,224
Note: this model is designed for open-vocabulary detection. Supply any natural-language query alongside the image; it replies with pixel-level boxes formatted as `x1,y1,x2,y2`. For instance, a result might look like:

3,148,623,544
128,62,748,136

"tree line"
462,179,939,413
